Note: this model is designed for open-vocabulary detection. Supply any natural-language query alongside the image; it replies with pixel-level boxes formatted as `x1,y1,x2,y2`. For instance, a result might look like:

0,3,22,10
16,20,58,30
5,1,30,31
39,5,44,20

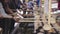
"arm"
5,4,14,14
4,1,14,14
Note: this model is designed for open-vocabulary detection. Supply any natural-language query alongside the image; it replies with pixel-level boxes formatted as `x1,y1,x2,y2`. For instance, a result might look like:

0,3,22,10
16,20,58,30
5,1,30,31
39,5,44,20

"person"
36,0,40,7
26,0,34,18
0,0,21,34
27,0,33,10
0,0,24,34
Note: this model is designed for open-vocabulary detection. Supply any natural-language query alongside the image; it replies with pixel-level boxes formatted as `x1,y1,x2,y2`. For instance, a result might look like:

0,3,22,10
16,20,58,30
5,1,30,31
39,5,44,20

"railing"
18,18,48,22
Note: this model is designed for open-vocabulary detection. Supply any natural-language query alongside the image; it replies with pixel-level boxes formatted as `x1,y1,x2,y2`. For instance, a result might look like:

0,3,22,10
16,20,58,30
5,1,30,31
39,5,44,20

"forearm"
5,7,14,14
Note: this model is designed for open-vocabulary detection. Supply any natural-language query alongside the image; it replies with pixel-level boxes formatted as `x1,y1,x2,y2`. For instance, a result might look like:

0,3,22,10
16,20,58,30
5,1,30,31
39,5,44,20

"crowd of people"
0,0,60,34
0,0,38,34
